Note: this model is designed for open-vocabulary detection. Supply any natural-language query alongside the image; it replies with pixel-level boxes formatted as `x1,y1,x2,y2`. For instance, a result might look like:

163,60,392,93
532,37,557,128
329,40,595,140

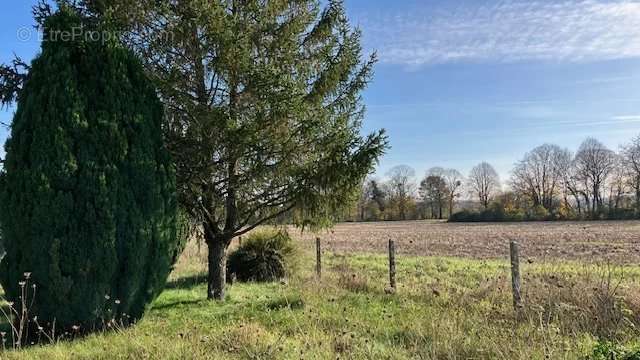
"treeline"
349,135,640,222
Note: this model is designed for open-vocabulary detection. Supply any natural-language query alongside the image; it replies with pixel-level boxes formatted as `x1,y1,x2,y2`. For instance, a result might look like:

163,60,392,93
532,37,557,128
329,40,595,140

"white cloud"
612,115,640,121
358,0,640,66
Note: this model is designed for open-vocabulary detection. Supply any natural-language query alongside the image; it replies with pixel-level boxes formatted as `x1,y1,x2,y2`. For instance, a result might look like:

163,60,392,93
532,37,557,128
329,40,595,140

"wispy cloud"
445,117,640,140
358,0,640,66
612,115,640,121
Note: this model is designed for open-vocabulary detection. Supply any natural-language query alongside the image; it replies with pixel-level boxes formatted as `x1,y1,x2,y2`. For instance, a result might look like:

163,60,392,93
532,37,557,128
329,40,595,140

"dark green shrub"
506,209,526,222
450,203,557,222
485,202,506,221
449,208,508,222
0,8,178,332
227,230,296,283
449,210,480,222
607,208,638,220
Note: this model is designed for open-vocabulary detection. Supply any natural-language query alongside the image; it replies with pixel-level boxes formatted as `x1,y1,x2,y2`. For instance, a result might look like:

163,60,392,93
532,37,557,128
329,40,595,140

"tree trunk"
635,182,640,213
593,184,599,217
205,229,228,301
582,194,591,217
449,197,454,219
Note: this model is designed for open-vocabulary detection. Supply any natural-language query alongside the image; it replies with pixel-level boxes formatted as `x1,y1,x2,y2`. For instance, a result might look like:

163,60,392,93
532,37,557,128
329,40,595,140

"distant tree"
357,180,373,221
443,169,464,217
357,178,387,221
356,178,387,221
495,190,526,211
419,175,449,219
369,179,388,214
606,154,629,211
622,135,640,212
468,162,501,209
510,144,571,210
386,165,416,220
427,167,463,217
551,149,586,216
573,138,616,216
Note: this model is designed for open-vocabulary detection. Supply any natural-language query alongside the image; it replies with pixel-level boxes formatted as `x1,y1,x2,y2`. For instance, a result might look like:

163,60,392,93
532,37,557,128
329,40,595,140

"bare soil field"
291,220,640,264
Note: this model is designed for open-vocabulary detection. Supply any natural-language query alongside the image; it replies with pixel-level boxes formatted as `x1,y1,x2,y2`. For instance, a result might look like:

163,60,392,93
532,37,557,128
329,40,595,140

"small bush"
226,230,296,283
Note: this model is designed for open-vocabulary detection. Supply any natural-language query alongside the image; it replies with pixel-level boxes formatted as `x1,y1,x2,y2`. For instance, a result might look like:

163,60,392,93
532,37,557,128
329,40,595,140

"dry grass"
332,257,370,293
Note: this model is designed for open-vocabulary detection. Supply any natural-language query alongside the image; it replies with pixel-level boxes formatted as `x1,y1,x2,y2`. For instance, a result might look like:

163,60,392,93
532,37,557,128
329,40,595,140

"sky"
1,0,640,182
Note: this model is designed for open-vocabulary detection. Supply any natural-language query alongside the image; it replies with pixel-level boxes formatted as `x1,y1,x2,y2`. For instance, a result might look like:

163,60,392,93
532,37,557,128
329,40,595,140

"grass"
2,243,640,359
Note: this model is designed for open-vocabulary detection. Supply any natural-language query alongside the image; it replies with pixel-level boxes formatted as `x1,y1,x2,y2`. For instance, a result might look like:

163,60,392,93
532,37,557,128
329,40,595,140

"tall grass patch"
227,230,298,283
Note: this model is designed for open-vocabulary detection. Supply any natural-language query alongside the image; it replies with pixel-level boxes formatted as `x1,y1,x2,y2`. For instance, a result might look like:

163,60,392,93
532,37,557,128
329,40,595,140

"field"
293,220,640,263
3,221,640,359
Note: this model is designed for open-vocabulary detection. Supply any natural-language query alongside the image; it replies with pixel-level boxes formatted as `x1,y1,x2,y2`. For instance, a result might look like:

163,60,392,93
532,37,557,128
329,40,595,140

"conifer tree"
116,0,388,300
0,7,179,332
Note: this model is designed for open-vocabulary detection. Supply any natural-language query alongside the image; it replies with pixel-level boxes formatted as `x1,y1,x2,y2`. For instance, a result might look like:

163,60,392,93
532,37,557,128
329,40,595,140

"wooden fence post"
388,239,396,291
316,237,322,279
510,240,523,311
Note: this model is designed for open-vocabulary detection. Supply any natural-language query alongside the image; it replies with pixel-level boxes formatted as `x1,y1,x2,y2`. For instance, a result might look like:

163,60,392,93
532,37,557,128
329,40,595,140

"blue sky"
2,0,640,181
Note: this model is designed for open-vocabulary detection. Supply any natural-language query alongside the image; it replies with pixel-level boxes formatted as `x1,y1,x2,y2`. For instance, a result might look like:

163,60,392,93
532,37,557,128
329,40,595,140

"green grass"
2,250,640,359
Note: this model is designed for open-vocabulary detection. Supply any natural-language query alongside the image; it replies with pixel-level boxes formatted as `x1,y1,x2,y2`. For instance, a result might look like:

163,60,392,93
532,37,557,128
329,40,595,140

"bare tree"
606,155,629,211
386,165,416,220
622,135,640,212
558,152,586,215
427,167,463,217
510,144,571,210
469,162,501,209
573,138,616,216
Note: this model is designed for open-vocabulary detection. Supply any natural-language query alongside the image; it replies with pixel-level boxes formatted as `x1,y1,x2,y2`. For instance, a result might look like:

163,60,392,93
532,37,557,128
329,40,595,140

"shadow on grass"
151,299,207,311
165,274,207,290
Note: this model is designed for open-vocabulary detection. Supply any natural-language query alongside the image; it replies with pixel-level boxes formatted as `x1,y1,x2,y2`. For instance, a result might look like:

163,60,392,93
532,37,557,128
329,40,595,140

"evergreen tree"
0,7,178,332
107,0,389,300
